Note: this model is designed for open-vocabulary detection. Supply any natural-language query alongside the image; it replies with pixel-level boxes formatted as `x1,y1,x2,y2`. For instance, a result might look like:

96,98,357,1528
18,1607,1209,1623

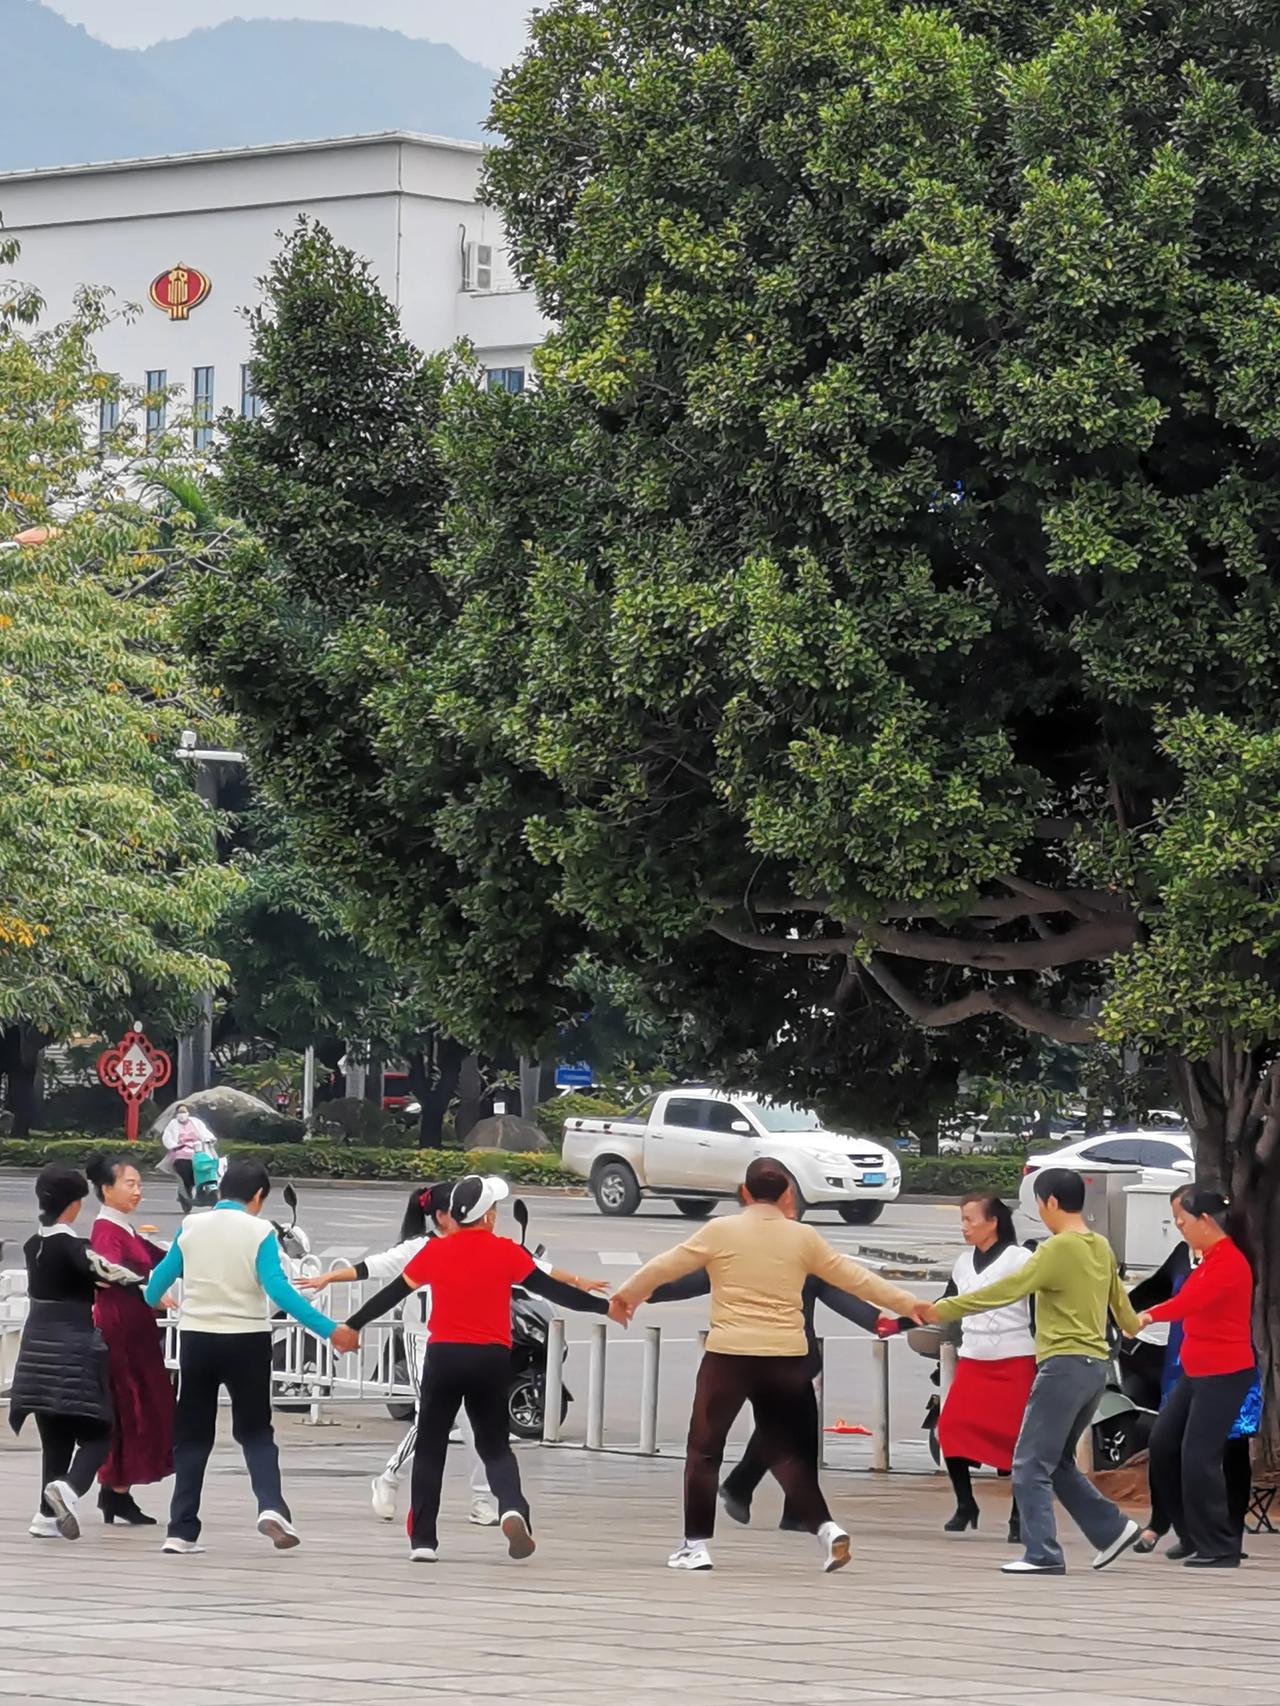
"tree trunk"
454,1053,485,1148
915,1115,940,1159
408,1037,466,1149
1170,1047,1280,1470
518,1056,541,1121
1,1025,46,1137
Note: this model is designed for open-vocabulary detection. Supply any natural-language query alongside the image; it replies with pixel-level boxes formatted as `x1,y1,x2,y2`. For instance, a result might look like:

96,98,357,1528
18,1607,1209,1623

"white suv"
1018,1130,1193,1219
561,1087,902,1222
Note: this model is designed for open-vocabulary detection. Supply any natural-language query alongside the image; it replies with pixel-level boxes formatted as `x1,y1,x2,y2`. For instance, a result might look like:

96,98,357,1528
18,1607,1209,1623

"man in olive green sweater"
919,1167,1143,1576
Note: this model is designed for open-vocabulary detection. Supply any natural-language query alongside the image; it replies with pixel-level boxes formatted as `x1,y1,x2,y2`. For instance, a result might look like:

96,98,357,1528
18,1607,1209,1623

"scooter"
177,1139,224,1213
269,1184,327,1408
507,1198,573,1438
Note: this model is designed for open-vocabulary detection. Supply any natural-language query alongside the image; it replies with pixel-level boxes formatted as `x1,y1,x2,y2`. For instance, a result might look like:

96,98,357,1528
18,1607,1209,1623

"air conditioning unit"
463,241,494,292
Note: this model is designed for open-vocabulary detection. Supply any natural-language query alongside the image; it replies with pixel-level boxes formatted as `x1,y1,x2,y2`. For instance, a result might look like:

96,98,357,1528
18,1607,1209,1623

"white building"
0,131,547,439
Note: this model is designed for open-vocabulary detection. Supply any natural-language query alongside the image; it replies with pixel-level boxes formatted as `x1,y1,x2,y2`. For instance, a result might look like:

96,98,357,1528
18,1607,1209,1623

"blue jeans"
1012,1355,1125,1569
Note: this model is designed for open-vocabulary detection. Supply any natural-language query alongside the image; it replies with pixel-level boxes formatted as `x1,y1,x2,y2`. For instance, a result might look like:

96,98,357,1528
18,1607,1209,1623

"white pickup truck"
561,1087,901,1222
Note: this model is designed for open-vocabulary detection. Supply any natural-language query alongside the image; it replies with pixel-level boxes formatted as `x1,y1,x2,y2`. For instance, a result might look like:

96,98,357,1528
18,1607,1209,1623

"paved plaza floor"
2,1416,1277,1706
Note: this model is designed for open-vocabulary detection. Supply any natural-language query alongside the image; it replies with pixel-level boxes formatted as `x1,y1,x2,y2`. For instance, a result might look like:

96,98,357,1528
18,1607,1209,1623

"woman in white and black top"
936,1193,1036,1540
9,1166,142,1540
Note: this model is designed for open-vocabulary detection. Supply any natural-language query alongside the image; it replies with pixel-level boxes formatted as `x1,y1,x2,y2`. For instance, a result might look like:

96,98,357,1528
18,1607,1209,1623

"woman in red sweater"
1137,1187,1255,1569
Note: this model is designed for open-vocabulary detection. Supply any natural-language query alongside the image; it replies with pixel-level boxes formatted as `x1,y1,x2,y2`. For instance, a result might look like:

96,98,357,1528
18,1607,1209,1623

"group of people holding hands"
8,1143,1260,1579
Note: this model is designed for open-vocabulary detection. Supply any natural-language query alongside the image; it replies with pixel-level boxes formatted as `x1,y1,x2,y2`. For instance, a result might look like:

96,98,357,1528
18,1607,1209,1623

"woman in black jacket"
9,1166,141,1540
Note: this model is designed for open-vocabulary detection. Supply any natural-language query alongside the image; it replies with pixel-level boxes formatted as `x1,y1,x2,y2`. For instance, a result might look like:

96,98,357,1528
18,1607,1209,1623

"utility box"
1079,1167,1142,1263
1124,1184,1180,1272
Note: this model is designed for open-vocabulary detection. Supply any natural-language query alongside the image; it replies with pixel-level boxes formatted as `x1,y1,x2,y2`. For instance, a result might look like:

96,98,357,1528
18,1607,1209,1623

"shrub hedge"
531,1093,626,1149
1,1135,1024,1196
900,1155,1025,1196
0,1135,577,1187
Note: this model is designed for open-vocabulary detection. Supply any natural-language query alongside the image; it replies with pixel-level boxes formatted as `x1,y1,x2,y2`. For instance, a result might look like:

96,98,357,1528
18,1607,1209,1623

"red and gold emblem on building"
149,264,211,321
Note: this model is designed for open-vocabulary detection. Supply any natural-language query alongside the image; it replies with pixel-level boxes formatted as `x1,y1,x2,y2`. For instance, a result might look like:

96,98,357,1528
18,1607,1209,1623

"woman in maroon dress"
86,1154,175,1524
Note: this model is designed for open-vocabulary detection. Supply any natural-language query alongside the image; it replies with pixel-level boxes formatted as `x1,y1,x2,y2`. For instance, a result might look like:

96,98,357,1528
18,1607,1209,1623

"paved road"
0,1178,975,1463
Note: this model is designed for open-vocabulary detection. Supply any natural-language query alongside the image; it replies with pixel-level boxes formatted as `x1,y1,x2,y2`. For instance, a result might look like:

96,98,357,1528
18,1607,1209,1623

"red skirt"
936,1355,1036,1471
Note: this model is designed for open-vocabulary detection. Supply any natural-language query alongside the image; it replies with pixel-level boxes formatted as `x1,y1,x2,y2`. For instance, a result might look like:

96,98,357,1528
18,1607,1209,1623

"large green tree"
181,222,589,1060
439,0,1280,1426
0,238,238,1130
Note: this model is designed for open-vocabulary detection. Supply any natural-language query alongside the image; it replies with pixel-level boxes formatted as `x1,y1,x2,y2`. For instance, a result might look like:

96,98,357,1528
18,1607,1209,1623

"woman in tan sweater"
611,1156,920,1574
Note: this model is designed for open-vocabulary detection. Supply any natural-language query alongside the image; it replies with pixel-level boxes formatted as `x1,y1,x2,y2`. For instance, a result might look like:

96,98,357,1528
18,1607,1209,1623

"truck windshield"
743,1100,824,1133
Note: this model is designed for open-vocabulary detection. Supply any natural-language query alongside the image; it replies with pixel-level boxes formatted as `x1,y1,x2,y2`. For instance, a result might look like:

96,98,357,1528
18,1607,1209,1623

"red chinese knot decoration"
97,1029,172,1142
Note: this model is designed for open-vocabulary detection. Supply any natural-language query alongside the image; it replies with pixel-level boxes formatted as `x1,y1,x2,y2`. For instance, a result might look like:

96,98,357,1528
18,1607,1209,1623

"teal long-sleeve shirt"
144,1202,337,1339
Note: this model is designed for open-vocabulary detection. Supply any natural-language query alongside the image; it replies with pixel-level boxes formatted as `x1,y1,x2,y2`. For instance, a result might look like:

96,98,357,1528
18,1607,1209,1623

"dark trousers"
720,1354,821,1526
169,1332,287,1542
35,1413,110,1515
1147,1434,1252,1542
685,1352,831,1542
1149,1370,1256,1560
409,1343,527,1550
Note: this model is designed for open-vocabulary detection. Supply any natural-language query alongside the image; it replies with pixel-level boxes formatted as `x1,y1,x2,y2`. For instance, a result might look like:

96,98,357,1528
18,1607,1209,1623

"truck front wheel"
838,1202,885,1226
592,1159,641,1216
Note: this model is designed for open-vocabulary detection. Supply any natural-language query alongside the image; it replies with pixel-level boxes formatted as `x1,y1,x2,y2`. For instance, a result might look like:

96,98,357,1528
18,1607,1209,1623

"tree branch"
858,914,1136,973
863,955,1098,1044
708,920,856,956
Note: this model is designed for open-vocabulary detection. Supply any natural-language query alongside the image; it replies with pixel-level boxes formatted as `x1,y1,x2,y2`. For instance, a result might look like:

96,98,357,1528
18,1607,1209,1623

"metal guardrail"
2,1271,946,1476
542,1320,935,1474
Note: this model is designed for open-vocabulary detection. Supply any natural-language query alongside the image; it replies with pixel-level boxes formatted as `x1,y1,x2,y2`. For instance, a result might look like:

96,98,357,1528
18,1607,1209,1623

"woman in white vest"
937,1192,1036,1540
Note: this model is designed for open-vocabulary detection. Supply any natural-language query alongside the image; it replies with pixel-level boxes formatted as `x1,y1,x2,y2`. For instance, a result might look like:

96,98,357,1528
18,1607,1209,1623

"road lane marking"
598,1251,642,1265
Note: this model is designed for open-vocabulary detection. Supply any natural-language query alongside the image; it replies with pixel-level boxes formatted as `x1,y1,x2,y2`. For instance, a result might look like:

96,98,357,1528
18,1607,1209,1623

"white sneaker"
818,1520,851,1573
1092,1519,1140,1571
161,1537,206,1555
501,1510,536,1560
257,1511,301,1550
1001,1558,1066,1575
28,1514,60,1539
43,1480,80,1540
468,1498,500,1528
410,1546,438,1563
370,1474,398,1521
668,1540,713,1570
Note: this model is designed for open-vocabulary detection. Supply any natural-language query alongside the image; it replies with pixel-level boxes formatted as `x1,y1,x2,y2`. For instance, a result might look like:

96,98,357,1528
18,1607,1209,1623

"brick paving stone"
2,1418,1276,1704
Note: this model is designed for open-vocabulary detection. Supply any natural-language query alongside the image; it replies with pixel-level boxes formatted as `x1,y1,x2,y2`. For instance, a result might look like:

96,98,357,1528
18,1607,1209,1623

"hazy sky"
45,1,532,70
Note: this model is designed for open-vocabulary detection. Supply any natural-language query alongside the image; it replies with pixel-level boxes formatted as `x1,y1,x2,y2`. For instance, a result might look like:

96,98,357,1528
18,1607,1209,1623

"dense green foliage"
181,224,587,1058
0,239,239,1129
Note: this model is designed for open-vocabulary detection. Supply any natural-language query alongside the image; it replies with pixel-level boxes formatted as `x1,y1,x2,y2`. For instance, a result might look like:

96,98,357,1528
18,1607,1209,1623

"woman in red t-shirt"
1137,1187,1255,1569
346,1174,608,1563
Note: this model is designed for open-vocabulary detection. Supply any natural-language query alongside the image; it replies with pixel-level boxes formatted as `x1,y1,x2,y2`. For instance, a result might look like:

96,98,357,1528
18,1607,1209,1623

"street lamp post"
174,729,246,1099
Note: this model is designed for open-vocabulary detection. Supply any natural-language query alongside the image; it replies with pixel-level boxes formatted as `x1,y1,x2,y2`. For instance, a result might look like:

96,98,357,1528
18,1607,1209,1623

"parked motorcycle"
507,1198,573,1438
269,1184,326,1408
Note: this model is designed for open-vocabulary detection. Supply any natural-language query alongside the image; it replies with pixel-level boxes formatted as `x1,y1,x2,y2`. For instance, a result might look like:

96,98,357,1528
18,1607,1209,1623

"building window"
486,367,526,395
144,369,167,446
98,392,119,444
192,366,214,450
240,363,262,419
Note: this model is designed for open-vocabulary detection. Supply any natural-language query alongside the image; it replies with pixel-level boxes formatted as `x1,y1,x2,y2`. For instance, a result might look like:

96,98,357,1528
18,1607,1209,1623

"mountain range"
0,0,497,174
